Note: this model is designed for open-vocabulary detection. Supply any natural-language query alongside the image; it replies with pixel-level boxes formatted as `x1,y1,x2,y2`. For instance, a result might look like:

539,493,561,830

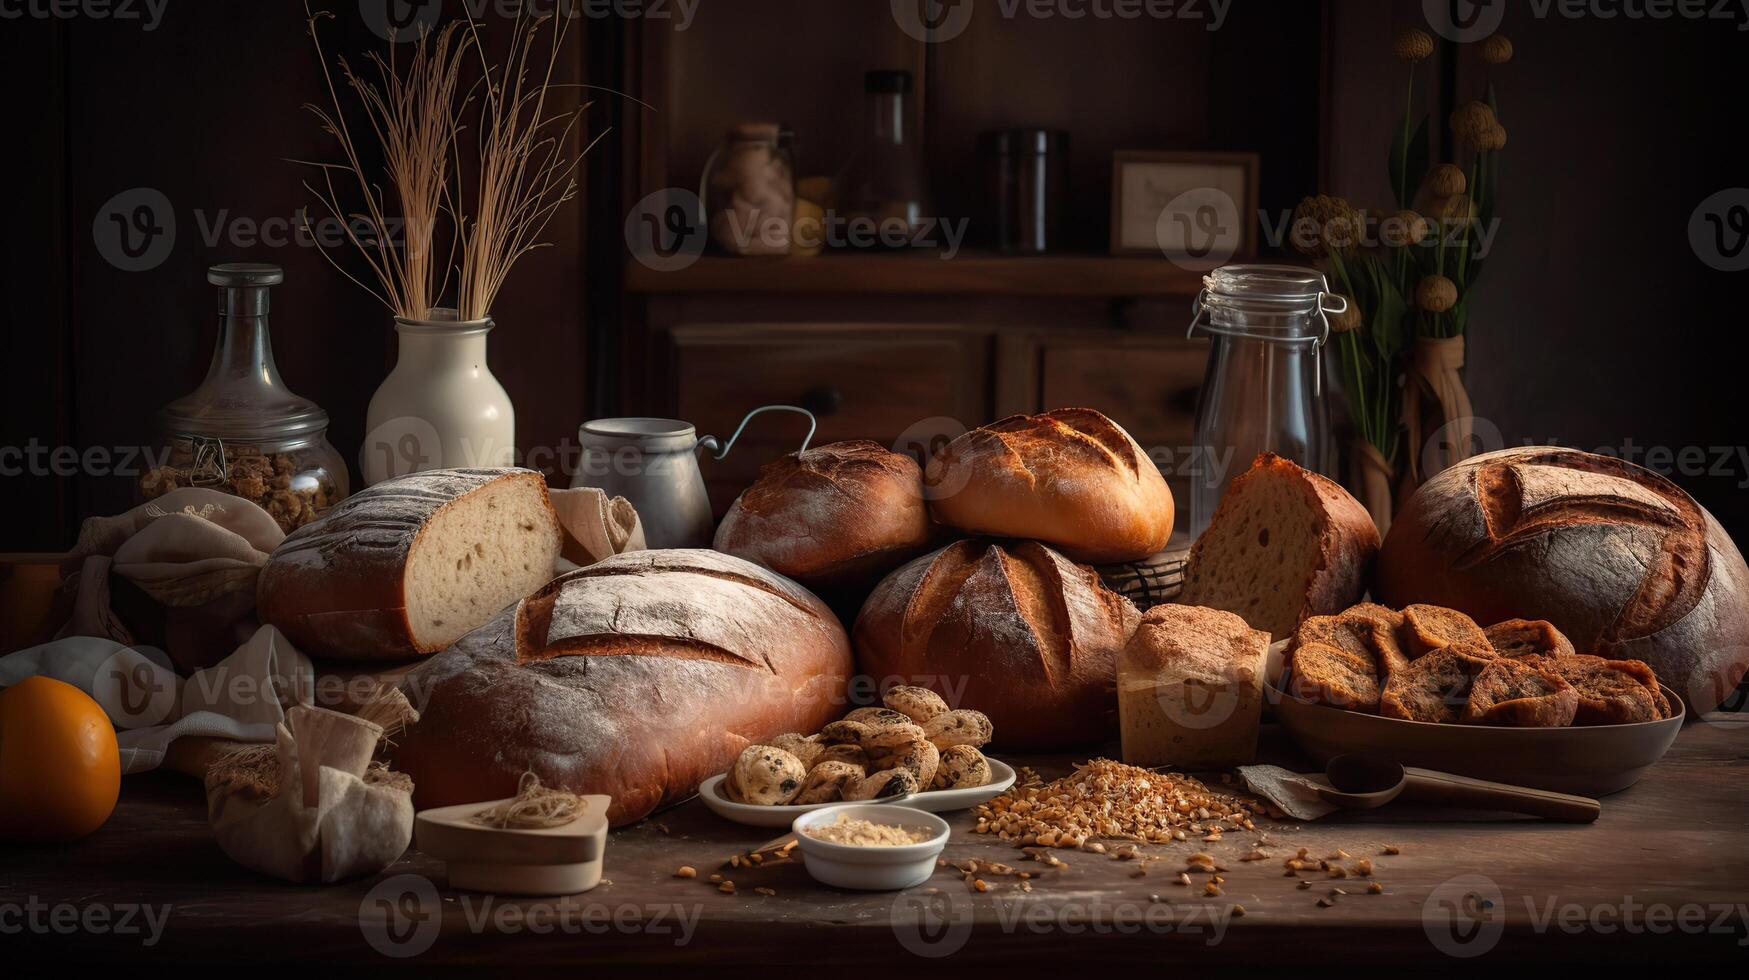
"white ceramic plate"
697,759,1017,828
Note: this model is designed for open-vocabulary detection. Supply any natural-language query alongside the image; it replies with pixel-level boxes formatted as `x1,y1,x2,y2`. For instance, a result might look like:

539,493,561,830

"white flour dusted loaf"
257,468,564,661
1180,453,1380,639
1118,604,1269,770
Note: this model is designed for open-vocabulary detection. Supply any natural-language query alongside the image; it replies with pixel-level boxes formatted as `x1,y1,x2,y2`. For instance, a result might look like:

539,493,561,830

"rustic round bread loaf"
1377,447,1749,713
925,408,1174,564
390,549,853,826
853,539,1141,749
712,440,933,590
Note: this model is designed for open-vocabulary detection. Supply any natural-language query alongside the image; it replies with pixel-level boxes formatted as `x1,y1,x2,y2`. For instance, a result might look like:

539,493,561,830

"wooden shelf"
623,251,1207,297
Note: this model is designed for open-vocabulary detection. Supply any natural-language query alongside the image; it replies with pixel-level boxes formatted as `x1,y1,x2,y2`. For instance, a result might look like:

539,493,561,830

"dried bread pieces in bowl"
391,550,853,827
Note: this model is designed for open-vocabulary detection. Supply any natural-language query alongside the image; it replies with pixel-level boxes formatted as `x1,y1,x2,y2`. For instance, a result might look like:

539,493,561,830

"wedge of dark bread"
1401,604,1491,658
1379,645,1494,723
1462,657,1579,726
1484,619,1575,660
1283,641,1381,712
1533,654,1673,724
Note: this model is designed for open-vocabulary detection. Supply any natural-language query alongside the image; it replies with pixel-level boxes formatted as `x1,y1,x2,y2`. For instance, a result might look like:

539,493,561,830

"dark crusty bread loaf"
853,539,1141,749
391,549,853,826
1181,453,1380,639
257,468,563,661
1378,446,1749,713
925,408,1175,564
712,440,933,591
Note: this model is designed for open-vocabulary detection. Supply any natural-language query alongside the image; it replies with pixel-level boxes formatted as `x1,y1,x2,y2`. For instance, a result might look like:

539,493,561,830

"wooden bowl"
1267,680,1684,797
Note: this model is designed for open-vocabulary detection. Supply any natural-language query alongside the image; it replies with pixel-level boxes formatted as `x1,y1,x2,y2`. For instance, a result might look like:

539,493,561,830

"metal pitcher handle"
697,405,817,461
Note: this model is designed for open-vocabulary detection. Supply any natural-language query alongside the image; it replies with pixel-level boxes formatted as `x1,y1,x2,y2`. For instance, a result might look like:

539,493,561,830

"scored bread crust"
391,549,853,827
1377,446,1749,713
853,539,1141,749
712,440,933,590
256,468,562,661
925,408,1175,564
1182,453,1381,638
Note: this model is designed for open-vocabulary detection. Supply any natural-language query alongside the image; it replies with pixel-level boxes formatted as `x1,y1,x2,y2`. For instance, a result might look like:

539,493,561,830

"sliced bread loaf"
258,468,564,660
1180,453,1380,639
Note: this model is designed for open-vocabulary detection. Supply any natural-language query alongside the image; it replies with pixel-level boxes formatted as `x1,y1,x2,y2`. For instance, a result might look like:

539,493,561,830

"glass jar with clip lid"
1185,264,1348,538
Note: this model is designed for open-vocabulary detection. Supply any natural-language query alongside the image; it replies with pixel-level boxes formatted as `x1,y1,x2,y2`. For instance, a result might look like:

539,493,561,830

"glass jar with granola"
140,264,348,532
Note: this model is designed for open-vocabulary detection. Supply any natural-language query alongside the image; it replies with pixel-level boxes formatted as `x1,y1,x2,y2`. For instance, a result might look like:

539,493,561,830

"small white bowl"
791,804,950,891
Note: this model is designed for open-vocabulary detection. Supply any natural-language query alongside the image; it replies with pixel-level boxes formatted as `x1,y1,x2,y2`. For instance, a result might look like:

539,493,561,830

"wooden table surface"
4,721,1747,970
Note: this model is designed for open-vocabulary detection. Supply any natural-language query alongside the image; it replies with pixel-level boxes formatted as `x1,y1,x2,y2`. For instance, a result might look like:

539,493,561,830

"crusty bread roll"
1180,453,1380,639
853,539,1140,749
924,408,1174,564
391,549,853,826
713,440,933,591
257,468,563,661
1118,604,1268,769
1378,446,1749,713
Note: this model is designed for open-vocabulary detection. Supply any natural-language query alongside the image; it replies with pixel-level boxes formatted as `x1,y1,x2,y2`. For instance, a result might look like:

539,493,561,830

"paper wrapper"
1237,765,1339,821
549,486,646,570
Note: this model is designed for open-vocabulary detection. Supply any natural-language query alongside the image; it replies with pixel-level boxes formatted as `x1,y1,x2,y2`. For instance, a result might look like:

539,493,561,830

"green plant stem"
1396,66,1416,209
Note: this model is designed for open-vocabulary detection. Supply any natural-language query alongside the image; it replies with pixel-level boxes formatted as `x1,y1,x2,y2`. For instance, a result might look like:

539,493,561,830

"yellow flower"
1450,101,1498,147
1479,35,1514,64
1425,163,1467,198
1291,194,1363,258
1385,209,1430,247
1416,275,1458,313
1392,28,1435,62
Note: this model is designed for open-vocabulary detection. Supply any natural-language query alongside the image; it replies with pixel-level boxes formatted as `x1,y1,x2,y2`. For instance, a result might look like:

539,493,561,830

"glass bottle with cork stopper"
140,263,347,532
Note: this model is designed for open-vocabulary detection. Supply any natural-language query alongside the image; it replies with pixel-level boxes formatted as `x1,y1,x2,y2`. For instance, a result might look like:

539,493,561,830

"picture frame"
1110,151,1260,264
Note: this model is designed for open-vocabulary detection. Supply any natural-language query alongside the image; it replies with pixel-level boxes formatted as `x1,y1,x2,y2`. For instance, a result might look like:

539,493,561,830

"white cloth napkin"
0,626,313,773
549,486,646,571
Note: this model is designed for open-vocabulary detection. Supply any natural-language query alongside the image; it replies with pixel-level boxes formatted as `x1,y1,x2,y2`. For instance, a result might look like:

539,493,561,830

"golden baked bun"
924,408,1174,564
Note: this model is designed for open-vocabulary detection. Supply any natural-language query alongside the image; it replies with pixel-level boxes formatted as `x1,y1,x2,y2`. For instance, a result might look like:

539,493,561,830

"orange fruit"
0,676,121,842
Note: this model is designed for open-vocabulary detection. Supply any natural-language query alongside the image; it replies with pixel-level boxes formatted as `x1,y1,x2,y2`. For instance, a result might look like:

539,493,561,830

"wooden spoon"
1317,753,1601,823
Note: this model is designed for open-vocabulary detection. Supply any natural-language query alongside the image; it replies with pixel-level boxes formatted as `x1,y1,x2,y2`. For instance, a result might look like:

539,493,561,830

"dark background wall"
1,0,1743,548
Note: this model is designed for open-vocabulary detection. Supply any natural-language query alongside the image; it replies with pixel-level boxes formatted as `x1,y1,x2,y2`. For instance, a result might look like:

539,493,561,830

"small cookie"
794,761,864,804
922,709,993,749
818,720,874,745
862,724,929,768
765,732,824,769
731,745,806,805
882,685,950,724
844,767,920,801
882,738,940,788
814,743,869,769
845,707,913,729
931,745,991,790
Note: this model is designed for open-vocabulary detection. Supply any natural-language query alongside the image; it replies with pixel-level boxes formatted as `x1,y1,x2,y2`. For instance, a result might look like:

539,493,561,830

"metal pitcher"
571,406,816,549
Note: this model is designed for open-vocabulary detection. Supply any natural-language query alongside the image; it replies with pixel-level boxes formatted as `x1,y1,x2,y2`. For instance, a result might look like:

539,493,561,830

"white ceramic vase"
362,308,515,486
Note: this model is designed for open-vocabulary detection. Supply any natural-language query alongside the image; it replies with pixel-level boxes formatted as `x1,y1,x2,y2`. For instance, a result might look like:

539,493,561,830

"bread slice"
1379,645,1492,723
1181,453,1380,639
1462,658,1579,726
1483,619,1575,660
1401,604,1491,658
1284,641,1381,712
1118,604,1269,768
1296,613,1410,679
259,468,564,660
1537,654,1672,724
